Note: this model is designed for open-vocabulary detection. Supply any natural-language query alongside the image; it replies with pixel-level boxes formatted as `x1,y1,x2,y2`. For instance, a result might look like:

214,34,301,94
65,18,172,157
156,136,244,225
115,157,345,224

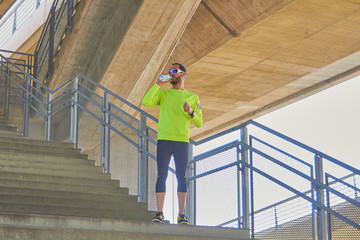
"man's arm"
142,84,161,107
191,100,203,128
184,99,203,128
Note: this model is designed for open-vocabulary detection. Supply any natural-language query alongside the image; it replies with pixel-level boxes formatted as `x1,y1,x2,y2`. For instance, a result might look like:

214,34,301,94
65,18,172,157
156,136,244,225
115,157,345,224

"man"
142,63,203,224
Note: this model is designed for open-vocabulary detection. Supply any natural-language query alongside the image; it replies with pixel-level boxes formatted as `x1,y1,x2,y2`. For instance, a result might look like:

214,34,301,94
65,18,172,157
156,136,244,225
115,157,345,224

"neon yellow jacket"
142,84,203,142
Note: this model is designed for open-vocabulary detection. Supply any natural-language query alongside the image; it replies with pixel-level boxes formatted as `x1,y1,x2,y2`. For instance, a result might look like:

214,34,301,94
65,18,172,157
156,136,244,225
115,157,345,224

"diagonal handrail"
188,117,360,237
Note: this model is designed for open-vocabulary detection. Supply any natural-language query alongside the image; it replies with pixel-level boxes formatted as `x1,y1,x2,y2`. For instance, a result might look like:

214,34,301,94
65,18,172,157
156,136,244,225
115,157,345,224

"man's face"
169,65,184,85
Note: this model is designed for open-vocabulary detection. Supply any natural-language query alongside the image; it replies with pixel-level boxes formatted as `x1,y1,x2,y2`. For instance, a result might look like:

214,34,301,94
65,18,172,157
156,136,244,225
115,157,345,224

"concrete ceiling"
136,0,360,140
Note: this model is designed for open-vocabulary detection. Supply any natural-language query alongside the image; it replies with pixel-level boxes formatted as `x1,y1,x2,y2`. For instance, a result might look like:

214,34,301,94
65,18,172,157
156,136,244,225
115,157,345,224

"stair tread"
0,178,126,194
0,186,132,200
0,171,116,186
0,213,250,240
0,151,94,164
0,191,139,205
0,157,101,170
0,136,75,148
0,164,104,175
0,198,150,215
0,144,81,154
0,147,86,158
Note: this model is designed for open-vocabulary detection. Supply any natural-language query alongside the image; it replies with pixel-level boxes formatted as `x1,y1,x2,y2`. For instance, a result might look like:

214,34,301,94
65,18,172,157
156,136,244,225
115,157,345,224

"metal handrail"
34,0,77,80
188,119,360,238
0,51,157,162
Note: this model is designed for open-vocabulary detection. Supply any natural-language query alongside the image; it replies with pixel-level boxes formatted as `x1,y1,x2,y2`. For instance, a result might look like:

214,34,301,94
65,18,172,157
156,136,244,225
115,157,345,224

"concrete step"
0,151,95,166
0,121,14,127
0,135,75,149
0,145,87,159
0,157,103,173
0,201,154,220
0,139,81,154
0,165,112,182
0,186,134,203
0,125,17,131
0,192,145,211
0,119,13,125
0,177,127,195
0,129,22,137
0,171,117,187
0,213,250,240
0,194,150,216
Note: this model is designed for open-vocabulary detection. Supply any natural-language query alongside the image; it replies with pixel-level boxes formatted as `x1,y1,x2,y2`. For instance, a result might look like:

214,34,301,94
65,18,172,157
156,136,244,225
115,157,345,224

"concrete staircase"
0,116,250,240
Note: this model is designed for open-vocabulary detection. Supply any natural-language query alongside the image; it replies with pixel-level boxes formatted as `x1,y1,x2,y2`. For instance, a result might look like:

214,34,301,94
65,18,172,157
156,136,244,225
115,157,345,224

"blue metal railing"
1,51,360,238
0,52,158,202
188,120,360,239
0,0,77,82
34,0,76,81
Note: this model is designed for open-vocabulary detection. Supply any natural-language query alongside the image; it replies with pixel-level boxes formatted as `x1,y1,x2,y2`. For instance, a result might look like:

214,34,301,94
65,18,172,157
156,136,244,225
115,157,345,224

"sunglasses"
168,69,184,74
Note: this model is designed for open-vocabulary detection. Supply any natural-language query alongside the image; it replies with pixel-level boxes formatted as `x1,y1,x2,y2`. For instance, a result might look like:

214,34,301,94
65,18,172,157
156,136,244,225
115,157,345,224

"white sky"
256,75,360,169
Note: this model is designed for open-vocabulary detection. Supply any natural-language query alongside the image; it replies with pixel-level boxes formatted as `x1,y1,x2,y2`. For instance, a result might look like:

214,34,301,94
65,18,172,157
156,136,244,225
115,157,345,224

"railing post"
354,175,358,199
325,176,332,240
48,5,55,78
44,92,52,141
70,77,78,147
314,154,329,240
274,206,278,229
138,113,148,203
240,126,250,229
0,58,2,106
33,51,38,81
68,0,74,30
101,92,110,173
22,75,29,137
12,10,17,34
236,144,242,229
4,63,10,119
186,143,195,225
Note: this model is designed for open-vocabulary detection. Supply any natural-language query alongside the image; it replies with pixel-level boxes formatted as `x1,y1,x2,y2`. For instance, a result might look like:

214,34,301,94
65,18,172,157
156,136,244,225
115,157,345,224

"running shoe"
177,213,189,224
152,211,164,223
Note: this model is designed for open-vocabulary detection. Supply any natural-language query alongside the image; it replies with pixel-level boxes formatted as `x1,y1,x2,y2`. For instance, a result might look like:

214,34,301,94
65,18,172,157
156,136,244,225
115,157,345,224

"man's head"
169,63,187,86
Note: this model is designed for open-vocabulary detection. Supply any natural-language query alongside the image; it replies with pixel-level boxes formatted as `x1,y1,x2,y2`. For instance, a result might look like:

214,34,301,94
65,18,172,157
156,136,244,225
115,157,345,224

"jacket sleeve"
191,97,203,128
142,84,161,107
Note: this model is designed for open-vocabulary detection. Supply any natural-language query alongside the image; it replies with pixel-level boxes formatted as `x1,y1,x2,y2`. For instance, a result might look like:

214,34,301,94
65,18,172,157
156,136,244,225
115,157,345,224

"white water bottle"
159,74,172,82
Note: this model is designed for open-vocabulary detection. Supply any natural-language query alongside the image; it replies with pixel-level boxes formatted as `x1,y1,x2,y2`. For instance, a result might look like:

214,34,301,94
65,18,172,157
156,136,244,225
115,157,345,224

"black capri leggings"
156,140,189,193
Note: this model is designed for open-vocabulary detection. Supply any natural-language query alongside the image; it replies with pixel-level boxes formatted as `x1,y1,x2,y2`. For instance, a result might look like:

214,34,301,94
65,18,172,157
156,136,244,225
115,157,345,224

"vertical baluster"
314,154,329,240
68,0,74,30
4,62,10,119
22,75,29,137
138,113,148,203
101,92,110,173
45,92,52,141
240,126,250,229
70,77,78,147
186,143,195,225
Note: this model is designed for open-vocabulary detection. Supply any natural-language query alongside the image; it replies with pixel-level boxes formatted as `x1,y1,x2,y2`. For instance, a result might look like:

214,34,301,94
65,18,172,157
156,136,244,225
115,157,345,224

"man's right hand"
156,78,164,86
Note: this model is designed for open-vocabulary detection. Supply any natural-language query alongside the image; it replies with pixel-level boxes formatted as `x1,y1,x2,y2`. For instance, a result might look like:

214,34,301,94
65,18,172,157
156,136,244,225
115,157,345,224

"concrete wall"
50,0,143,89
48,0,144,143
